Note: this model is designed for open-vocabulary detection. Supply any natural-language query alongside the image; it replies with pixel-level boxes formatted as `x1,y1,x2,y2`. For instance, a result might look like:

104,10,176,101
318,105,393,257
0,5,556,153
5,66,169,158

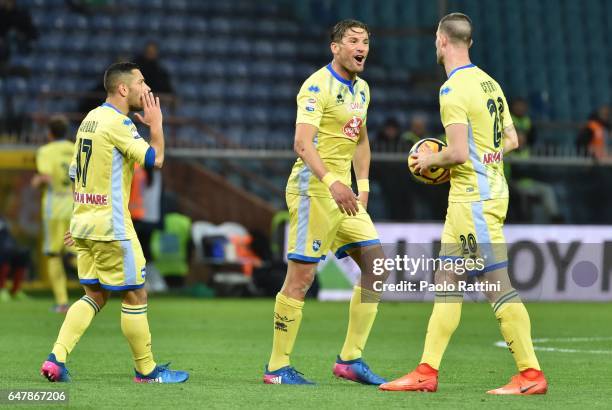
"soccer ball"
407,138,450,185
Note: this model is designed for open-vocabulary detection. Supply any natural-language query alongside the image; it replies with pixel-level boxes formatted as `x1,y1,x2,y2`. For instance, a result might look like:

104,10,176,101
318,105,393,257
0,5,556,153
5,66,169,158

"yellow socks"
493,291,541,371
268,293,304,371
52,295,100,362
339,286,380,361
420,293,463,369
121,304,156,375
47,256,68,306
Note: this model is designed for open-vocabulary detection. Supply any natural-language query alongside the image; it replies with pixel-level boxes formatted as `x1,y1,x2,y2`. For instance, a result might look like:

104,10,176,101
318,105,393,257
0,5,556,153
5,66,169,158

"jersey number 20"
76,138,92,187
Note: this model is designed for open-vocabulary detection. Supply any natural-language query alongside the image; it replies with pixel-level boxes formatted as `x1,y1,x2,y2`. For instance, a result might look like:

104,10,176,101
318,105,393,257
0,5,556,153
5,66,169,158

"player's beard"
436,51,444,66
128,95,143,112
341,55,364,76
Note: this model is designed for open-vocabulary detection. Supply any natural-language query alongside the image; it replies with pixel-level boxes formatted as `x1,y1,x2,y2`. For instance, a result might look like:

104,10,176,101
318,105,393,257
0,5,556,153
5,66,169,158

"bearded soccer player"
32,115,75,313
380,13,547,395
263,19,388,386
40,62,188,383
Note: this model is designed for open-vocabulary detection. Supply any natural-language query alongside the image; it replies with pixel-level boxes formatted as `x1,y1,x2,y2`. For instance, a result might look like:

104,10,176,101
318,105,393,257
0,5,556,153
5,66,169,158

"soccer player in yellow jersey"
264,20,387,385
32,115,74,313
380,13,547,395
40,62,188,383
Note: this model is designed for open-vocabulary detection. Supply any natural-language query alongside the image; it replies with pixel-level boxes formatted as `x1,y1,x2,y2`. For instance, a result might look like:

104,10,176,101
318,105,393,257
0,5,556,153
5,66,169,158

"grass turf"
0,298,611,409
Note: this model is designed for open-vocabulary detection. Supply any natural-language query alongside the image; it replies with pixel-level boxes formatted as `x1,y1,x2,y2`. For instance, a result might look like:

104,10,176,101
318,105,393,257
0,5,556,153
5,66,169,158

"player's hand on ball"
330,181,359,216
64,230,75,247
411,144,433,175
134,91,163,128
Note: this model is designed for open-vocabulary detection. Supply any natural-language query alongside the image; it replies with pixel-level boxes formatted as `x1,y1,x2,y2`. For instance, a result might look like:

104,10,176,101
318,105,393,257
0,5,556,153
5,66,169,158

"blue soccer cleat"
333,356,387,385
134,363,189,384
40,353,71,382
263,365,315,385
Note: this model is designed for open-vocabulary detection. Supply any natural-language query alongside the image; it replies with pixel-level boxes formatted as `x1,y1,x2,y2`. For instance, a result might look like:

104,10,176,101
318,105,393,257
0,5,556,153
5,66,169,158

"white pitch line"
494,337,612,354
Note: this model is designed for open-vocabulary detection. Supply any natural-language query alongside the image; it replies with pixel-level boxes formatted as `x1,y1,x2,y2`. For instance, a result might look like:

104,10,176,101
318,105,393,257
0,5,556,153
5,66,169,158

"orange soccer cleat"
379,363,438,392
487,368,548,395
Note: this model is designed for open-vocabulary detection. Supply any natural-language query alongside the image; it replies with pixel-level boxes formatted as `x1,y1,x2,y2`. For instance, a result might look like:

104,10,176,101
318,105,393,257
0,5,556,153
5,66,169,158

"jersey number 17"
75,138,93,187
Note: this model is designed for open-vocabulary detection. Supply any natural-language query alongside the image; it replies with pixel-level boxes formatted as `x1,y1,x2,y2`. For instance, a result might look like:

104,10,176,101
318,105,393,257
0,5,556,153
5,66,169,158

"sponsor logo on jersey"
350,102,365,111
482,150,503,164
342,116,363,139
305,97,316,112
73,192,109,206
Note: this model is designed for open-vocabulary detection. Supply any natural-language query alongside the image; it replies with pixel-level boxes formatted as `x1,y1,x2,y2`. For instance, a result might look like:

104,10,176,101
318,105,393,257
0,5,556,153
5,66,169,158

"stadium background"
0,0,610,408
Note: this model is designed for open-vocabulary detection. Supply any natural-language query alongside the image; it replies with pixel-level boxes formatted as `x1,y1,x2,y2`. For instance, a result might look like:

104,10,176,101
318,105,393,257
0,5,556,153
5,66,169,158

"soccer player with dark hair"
40,62,188,383
380,13,547,395
263,19,388,385
32,114,75,313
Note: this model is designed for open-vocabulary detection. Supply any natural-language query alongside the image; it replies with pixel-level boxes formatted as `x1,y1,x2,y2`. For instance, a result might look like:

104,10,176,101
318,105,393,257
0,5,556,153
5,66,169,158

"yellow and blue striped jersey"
69,102,152,241
36,140,74,220
286,64,370,198
439,64,512,202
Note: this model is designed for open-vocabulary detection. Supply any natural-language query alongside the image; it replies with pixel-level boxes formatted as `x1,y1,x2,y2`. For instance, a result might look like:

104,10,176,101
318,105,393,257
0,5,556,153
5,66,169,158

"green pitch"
1,298,610,409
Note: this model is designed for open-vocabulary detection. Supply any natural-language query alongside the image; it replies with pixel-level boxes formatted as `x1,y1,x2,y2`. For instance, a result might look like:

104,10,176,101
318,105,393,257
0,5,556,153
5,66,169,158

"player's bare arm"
134,91,165,168
294,123,358,216
352,126,371,209
63,230,75,247
502,123,519,154
31,173,52,188
412,123,468,173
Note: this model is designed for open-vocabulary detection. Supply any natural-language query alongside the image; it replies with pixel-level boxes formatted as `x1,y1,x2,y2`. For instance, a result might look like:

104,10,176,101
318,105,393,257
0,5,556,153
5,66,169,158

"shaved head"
439,13,472,46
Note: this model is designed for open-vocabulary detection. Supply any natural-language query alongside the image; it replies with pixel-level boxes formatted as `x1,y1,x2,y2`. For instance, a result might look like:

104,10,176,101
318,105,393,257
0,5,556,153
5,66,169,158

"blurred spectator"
576,104,610,159
510,98,536,146
0,215,29,301
0,0,38,70
401,114,430,145
506,99,562,223
134,41,174,94
130,164,166,292
374,117,401,150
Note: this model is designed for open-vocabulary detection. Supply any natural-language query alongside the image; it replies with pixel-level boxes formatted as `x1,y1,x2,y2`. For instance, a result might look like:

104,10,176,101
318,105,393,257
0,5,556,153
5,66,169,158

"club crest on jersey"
308,85,320,93
312,240,321,252
440,86,452,96
342,116,363,139
336,94,344,104
482,150,503,164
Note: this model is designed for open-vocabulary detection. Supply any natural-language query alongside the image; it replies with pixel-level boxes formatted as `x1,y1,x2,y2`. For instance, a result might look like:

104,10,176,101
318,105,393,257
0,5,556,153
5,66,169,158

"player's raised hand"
134,91,163,128
64,230,75,247
330,181,359,216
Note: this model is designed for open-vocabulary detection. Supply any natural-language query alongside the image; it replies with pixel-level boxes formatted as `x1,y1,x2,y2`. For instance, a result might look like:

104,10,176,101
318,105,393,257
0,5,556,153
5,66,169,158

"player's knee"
122,287,148,305
283,263,316,297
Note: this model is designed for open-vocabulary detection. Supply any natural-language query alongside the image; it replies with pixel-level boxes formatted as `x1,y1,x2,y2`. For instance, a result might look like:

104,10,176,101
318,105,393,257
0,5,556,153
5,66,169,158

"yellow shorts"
286,193,380,262
75,237,146,290
42,218,73,255
440,198,508,276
